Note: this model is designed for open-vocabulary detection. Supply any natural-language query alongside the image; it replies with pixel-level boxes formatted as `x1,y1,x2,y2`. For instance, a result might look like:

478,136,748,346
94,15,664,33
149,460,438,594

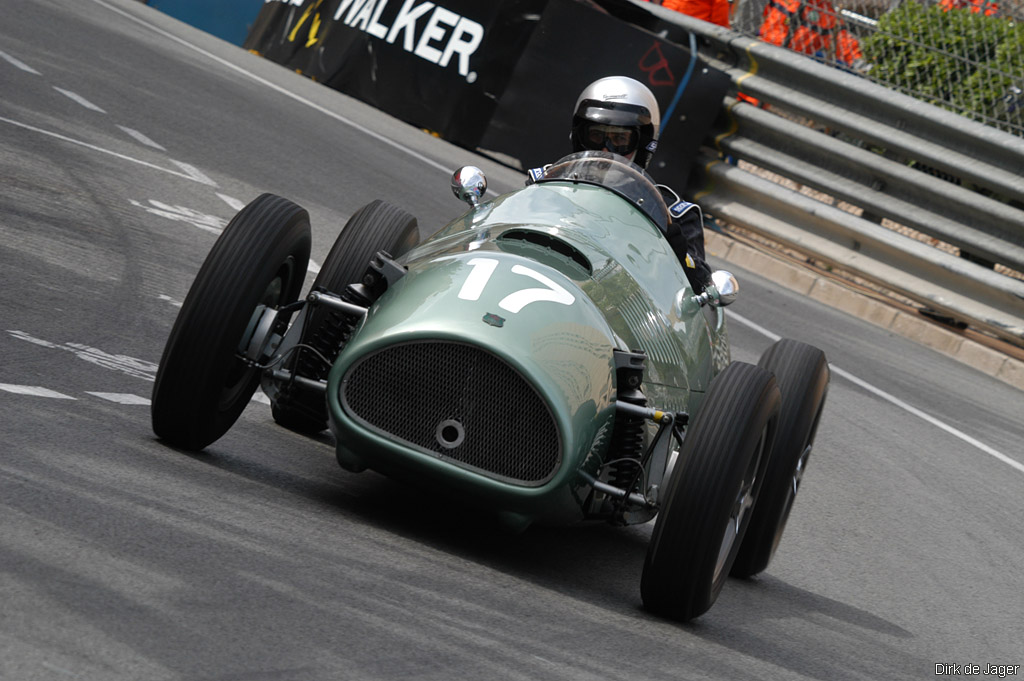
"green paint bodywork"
326,180,730,527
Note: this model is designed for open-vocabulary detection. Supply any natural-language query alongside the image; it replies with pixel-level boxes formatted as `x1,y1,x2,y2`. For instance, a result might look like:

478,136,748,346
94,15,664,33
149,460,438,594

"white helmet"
570,76,661,168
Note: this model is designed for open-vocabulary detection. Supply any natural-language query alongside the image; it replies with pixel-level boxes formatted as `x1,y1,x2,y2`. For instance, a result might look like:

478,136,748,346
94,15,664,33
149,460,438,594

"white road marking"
3,384,271,407
138,201,321,275
8,331,158,382
9,332,59,349
52,87,107,113
131,199,225,235
828,365,1024,474
728,311,1024,475
117,125,166,150
728,312,781,342
88,0,467,182
87,392,151,405
39,662,78,677
217,193,247,211
0,384,76,400
0,116,216,185
0,49,41,74
170,160,216,187
158,294,183,308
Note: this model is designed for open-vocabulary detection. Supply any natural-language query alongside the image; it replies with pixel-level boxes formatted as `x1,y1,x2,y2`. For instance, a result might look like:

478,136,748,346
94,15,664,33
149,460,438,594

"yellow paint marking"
734,39,761,93
693,159,722,202
307,12,321,47
714,40,760,152
288,0,324,45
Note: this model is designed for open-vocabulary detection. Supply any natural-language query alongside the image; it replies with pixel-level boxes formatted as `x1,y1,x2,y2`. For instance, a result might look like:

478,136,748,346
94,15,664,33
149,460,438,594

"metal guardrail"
635,2,1024,346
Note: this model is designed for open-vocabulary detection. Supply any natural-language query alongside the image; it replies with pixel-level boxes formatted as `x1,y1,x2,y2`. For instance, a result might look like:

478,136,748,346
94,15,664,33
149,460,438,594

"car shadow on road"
175,427,925,681
325,472,928,680
686,574,926,680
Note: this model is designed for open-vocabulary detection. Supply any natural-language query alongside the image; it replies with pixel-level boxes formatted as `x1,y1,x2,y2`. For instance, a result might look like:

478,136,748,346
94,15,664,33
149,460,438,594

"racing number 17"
457,257,575,313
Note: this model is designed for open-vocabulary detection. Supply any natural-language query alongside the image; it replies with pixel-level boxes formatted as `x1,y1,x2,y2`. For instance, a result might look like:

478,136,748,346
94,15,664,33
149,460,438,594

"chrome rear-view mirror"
451,166,487,207
696,270,739,308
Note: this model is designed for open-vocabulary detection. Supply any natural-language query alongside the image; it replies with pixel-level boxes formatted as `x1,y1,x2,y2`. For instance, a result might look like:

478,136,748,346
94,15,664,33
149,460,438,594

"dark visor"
583,123,638,155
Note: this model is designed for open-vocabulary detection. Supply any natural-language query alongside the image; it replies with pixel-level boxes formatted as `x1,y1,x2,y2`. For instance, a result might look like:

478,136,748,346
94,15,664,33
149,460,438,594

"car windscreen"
534,151,670,231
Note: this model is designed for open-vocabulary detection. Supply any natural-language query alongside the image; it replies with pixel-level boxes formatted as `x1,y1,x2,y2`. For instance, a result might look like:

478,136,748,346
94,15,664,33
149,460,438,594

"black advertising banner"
244,0,729,188
245,0,548,147
244,1,307,64
480,0,731,191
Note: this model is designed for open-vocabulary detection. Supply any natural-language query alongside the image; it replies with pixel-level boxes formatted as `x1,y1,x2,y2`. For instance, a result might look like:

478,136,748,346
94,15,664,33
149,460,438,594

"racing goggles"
583,123,639,157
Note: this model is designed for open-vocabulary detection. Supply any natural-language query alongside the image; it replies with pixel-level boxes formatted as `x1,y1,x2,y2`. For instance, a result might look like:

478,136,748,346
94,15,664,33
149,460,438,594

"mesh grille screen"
342,341,561,486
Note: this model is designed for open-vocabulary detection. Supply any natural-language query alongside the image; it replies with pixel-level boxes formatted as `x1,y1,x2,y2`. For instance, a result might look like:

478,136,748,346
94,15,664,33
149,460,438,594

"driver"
531,76,713,294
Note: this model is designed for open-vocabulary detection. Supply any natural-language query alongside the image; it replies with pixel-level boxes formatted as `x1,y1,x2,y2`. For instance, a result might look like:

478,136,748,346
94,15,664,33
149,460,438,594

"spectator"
939,0,999,15
660,0,733,27
759,0,864,68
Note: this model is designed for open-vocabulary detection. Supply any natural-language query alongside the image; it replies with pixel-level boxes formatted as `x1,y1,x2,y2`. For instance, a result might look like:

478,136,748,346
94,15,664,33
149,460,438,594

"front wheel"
641,362,780,621
731,339,829,578
152,194,311,450
271,199,417,434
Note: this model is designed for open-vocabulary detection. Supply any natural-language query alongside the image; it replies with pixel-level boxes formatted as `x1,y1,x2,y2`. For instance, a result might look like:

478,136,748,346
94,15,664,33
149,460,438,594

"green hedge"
861,2,1023,132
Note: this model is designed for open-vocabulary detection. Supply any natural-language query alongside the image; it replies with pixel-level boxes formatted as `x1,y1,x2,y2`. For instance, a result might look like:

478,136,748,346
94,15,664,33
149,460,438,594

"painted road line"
170,160,216,187
0,49,41,74
53,87,107,113
158,294,183,308
131,199,225,235
0,116,215,185
86,392,151,405
87,0,483,188
828,365,1024,474
728,311,1024,475
117,125,166,150
8,331,158,382
0,384,76,400
217,193,247,211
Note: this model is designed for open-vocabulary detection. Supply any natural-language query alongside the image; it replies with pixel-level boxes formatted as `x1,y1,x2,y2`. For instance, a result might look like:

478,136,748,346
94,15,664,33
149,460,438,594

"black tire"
152,194,311,450
271,199,417,433
731,339,830,578
641,362,780,621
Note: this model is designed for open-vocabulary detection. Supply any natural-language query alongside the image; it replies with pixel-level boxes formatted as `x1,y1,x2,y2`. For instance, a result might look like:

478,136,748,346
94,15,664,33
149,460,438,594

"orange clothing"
662,0,731,28
939,0,999,14
759,0,862,66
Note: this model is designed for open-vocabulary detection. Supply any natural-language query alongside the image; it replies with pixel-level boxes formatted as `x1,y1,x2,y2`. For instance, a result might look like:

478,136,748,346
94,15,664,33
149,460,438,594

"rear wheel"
272,200,418,433
152,194,311,450
731,339,829,578
641,362,780,621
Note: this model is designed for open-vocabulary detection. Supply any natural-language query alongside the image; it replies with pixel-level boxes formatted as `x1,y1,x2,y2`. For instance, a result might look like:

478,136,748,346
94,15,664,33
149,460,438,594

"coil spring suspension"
275,284,371,419
275,252,406,423
608,350,647,490
295,285,369,382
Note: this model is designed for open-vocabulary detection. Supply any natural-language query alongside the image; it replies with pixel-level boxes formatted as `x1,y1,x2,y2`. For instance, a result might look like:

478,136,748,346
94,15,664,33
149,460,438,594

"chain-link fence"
729,0,1024,135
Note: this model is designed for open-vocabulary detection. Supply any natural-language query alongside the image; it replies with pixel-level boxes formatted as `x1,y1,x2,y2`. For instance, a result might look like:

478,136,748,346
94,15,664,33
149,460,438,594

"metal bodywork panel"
410,182,724,396
326,179,729,526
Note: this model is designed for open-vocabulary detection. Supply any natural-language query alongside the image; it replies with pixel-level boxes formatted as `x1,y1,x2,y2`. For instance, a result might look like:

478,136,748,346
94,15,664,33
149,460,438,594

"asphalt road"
2,1,1022,680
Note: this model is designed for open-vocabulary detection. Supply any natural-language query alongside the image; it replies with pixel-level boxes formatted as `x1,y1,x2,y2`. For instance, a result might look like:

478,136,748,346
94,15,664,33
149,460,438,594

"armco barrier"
631,1,1024,347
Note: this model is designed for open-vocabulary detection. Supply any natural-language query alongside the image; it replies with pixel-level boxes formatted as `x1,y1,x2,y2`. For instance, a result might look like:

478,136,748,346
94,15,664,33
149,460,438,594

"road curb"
707,232,1024,392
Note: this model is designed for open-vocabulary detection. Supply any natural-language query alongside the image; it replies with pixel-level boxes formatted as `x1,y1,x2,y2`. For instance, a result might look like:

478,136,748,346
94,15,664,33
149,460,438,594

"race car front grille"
341,341,561,486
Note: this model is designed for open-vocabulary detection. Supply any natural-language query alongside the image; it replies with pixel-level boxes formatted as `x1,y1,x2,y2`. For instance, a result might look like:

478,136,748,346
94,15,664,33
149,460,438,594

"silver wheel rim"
715,425,769,583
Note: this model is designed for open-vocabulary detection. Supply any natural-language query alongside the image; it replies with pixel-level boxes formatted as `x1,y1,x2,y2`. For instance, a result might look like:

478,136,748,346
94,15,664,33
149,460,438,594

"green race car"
152,151,830,621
